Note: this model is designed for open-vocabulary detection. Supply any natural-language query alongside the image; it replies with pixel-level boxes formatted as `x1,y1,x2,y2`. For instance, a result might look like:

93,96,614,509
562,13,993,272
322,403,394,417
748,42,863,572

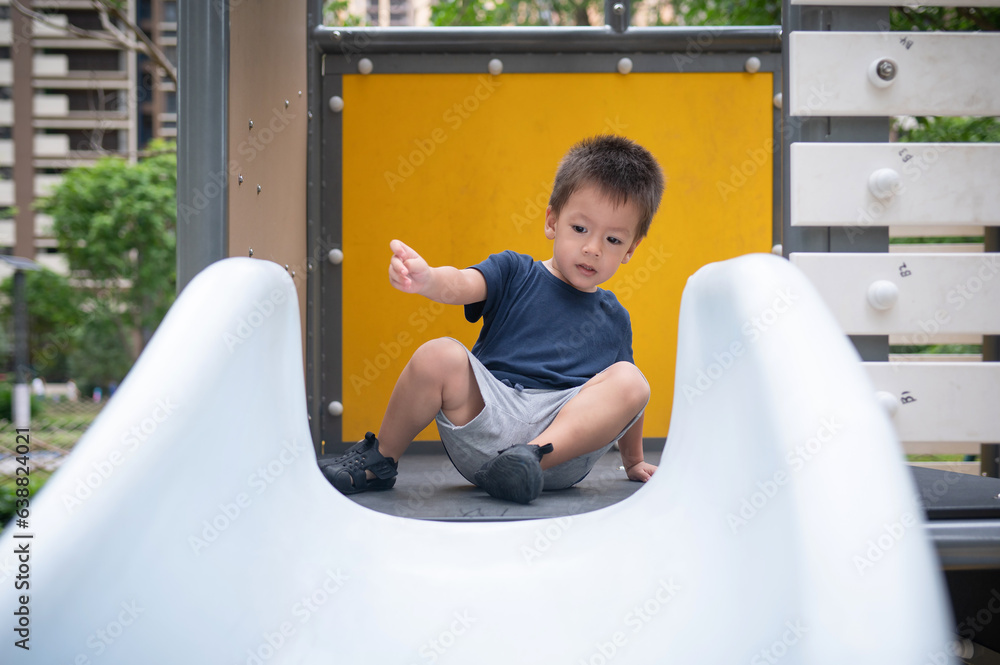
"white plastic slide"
1,255,954,663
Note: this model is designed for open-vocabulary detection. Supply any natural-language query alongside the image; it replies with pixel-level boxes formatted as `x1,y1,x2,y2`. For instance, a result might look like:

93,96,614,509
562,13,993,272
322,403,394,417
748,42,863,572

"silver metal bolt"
284,99,289,108
876,59,896,81
613,2,625,14
284,264,289,271
249,119,254,129
332,30,342,41
308,111,313,119
298,91,302,96
249,248,253,257
291,270,295,277
238,174,243,184
257,185,261,194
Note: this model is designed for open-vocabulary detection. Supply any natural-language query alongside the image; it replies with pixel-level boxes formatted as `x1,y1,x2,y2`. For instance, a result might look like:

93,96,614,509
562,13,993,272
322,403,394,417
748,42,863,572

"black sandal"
320,432,398,495
474,443,554,504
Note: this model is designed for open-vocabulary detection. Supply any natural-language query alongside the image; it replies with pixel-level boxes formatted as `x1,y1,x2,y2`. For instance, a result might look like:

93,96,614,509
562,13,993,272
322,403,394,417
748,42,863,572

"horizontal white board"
789,32,1000,116
865,362,1000,443
791,252,1000,335
791,143,1000,227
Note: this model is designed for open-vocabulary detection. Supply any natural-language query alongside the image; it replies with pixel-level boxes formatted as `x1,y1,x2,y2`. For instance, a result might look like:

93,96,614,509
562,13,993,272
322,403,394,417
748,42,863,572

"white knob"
744,57,761,74
488,58,503,76
328,248,344,264
867,58,897,88
328,96,344,113
327,401,344,417
772,93,782,110
875,391,899,417
771,244,783,257
358,58,373,75
868,168,901,199
617,57,633,75
867,280,899,311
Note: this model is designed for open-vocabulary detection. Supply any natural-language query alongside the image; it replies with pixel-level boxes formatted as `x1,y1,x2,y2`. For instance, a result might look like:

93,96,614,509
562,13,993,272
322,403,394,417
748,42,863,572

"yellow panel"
343,72,772,442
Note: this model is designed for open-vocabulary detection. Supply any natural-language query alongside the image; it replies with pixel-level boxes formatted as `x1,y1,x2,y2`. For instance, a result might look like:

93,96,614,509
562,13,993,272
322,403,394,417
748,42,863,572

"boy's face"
543,183,642,293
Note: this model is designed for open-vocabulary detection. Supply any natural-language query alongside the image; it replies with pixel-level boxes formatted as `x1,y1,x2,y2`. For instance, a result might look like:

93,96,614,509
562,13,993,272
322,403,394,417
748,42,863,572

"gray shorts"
434,340,646,490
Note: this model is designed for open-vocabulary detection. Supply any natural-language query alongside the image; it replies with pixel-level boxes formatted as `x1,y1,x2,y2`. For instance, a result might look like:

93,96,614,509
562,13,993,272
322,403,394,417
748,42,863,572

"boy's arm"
619,413,656,482
388,239,487,305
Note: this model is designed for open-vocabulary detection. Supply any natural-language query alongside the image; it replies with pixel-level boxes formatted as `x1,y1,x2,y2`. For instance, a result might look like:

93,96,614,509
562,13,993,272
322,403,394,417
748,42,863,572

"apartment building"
0,0,176,279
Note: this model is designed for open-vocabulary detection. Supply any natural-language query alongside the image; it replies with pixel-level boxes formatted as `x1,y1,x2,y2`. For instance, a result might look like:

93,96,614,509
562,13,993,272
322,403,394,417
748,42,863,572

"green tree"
0,268,82,381
40,139,177,369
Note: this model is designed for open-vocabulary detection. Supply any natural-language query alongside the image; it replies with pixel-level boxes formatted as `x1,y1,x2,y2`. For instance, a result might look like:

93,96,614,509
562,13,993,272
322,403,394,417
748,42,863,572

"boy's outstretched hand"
625,461,657,483
388,239,431,294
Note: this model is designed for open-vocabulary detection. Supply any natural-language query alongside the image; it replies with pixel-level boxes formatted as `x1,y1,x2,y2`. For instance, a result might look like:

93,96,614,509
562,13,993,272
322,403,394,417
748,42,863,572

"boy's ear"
543,206,557,240
621,236,643,264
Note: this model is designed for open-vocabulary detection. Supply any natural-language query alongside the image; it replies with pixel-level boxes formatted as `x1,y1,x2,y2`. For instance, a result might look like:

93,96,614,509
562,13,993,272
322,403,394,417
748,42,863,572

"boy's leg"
376,338,485,461
527,361,650,470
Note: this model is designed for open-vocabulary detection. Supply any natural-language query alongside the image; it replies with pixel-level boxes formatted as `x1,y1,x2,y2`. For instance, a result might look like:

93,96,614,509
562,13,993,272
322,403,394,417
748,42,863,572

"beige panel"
228,0,308,351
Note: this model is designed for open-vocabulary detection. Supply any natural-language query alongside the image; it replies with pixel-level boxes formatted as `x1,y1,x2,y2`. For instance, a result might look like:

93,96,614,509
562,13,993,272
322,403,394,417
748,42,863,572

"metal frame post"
781,1,890,362
177,1,229,291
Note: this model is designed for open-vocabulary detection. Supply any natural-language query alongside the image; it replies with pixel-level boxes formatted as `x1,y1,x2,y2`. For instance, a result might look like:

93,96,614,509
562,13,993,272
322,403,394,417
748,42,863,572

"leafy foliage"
431,0,596,26
40,140,177,353
892,6,999,32
0,269,82,380
670,0,778,26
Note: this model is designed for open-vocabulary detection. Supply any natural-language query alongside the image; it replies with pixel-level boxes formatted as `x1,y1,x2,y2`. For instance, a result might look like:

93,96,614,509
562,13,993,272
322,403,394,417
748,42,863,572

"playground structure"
2,0,999,661
0,254,958,663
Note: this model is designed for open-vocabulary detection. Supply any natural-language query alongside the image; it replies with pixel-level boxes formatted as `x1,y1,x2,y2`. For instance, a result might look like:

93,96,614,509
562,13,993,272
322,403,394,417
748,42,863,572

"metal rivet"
238,174,243,185
868,58,898,88
298,90,302,96
257,185,261,194
308,111,313,119
877,59,896,81
284,264,289,271
291,270,295,278
284,99,289,108
328,248,344,265
328,400,344,417
249,119,253,129
744,57,761,74
329,96,345,113
358,58,374,75
249,248,254,257
773,93,783,109
332,30,342,41
617,57,633,75
613,2,625,14
488,58,503,76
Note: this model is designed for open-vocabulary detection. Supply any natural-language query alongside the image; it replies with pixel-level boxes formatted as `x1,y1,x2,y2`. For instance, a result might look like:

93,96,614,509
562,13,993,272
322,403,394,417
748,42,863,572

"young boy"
321,135,665,504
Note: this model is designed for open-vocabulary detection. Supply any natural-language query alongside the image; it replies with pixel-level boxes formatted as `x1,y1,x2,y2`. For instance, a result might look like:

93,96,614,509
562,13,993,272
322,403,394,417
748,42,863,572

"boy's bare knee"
607,362,650,409
409,338,469,378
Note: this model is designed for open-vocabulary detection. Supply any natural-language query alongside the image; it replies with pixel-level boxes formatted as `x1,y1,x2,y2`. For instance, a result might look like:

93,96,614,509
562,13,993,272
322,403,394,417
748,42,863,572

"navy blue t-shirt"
465,250,633,390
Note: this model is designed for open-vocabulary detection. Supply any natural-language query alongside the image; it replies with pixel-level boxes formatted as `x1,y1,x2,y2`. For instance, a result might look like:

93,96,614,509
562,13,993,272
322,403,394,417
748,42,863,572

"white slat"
889,244,984,254
791,143,1000,227
865,362,1000,443
890,333,982,346
789,32,1000,116
904,442,982,456
889,354,982,362
791,252,1000,335
890,225,984,239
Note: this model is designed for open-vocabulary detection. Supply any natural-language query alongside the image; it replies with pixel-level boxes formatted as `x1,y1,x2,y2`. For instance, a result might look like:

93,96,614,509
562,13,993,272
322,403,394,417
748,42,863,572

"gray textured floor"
344,447,663,521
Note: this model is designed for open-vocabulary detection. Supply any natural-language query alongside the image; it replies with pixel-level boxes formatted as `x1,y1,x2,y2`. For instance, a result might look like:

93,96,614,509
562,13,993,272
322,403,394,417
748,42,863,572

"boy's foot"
474,443,554,504
320,432,398,495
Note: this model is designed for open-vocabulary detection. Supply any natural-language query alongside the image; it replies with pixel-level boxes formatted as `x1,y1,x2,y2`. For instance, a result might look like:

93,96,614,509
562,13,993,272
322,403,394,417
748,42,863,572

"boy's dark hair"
548,135,665,240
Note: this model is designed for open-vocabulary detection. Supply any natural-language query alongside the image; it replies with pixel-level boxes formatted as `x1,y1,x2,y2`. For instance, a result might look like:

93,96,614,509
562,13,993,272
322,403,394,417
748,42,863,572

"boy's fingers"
390,255,408,277
390,239,417,262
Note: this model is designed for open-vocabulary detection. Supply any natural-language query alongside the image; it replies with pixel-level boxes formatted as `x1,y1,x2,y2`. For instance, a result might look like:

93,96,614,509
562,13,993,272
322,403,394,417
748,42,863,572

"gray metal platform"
343,447,662,521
